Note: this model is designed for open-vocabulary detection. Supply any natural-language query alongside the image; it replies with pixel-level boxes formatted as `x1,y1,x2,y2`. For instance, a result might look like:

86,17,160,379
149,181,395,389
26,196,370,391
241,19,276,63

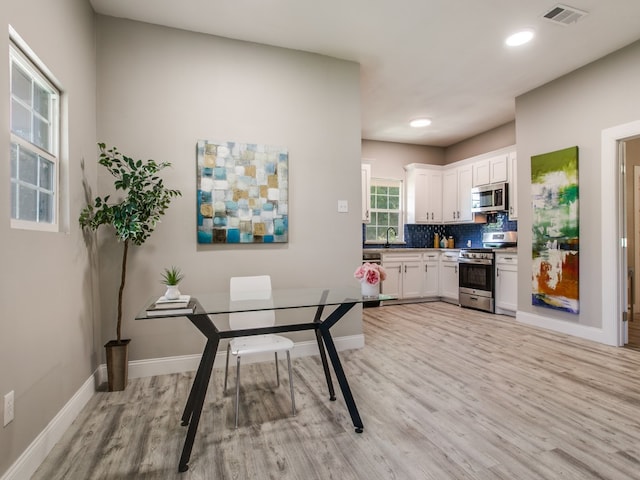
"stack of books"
146,294,195,316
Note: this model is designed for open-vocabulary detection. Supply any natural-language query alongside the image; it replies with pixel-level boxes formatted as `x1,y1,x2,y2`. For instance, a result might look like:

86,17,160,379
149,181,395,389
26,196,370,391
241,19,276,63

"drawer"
495,254,517,265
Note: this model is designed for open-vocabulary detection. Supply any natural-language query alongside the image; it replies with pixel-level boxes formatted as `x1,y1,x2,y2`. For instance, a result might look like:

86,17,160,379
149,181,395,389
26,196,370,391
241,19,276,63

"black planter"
104,339,131,391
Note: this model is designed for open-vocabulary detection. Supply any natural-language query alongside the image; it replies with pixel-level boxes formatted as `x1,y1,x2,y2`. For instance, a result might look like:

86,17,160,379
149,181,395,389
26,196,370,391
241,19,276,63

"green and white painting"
531,146,579,313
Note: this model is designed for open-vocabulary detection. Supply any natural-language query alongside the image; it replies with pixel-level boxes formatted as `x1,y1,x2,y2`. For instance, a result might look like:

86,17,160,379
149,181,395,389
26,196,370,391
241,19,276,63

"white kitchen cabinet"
439,250,459,303
473,154,508,187
382,253,423,299
405,164,442,224
442,164,473,223
361,163,371,223
508,151,518,220
495,252,518,315
422,252,440,297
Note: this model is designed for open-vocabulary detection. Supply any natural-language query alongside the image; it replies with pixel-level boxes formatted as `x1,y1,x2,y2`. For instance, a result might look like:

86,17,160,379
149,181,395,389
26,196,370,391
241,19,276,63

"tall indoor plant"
79,143,181,391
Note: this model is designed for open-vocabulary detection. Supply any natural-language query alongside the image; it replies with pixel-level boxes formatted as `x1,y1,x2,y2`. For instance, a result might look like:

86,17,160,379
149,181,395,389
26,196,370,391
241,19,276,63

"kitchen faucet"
384,227,396,248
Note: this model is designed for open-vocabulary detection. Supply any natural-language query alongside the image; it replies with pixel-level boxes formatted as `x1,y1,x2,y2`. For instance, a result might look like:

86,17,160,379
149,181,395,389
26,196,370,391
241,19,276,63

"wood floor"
33,302,640,479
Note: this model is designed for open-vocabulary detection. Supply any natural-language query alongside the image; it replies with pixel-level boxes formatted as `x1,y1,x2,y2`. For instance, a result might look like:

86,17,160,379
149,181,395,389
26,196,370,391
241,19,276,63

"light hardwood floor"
33,302,640,479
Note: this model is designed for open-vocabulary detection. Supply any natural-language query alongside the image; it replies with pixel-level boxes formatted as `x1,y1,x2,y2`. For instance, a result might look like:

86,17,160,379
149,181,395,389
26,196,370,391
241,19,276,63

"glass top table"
135,286,391,472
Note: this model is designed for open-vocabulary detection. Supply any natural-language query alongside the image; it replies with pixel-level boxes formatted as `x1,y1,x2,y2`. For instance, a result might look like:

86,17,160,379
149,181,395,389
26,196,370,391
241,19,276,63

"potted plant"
79,143,181,391
161,266,184,300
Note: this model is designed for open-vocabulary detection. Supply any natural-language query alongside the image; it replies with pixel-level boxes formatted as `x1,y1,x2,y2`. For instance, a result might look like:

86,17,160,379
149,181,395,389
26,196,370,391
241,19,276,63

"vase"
165,285,181,300
361,281,380,298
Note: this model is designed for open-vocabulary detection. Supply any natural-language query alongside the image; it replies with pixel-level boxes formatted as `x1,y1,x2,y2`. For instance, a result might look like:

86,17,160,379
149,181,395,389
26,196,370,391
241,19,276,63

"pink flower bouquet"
354,262,387,285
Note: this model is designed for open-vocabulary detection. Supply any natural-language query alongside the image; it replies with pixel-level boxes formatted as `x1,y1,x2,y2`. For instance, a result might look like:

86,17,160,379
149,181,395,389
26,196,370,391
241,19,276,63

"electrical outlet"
4,391,14,426
337,200,349,213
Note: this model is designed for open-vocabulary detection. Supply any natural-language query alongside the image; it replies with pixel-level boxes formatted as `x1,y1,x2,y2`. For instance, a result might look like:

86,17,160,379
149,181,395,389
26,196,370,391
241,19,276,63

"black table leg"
319,326,364,433
178,336,219,472
314,328,336,400
181,339,216,426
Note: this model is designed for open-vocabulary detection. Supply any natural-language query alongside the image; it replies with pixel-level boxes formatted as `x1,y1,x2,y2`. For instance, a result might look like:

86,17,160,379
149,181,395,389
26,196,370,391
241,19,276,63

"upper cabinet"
472,154,508,187
361,164,371,223
442,164,473,223
405,164,442,224
508,151,518,220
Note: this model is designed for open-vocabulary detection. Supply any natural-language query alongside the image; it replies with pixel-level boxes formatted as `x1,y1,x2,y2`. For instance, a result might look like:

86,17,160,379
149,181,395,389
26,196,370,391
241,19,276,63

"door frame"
602,120,640,346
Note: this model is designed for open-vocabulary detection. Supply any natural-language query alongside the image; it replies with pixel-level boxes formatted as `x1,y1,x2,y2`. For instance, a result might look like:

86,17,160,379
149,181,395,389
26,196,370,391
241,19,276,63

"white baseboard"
3,334,364,480
516,310,610,344
0,375,96,480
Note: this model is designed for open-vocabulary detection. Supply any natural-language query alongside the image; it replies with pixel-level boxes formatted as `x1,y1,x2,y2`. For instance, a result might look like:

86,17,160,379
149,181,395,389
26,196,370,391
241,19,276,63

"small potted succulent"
161,266,184,300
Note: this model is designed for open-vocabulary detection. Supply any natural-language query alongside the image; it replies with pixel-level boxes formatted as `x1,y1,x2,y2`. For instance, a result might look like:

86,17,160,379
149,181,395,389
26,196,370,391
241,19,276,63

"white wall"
0,0,97,475
95,16,364,361
516,39,640,332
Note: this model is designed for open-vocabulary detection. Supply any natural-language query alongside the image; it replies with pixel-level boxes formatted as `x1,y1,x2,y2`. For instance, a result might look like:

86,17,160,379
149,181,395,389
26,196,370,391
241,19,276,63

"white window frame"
9,37,60,232
366,177,404,244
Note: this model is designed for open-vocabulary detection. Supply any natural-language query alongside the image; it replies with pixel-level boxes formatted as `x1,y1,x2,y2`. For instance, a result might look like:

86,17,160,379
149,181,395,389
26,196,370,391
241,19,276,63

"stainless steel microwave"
471,183,508,213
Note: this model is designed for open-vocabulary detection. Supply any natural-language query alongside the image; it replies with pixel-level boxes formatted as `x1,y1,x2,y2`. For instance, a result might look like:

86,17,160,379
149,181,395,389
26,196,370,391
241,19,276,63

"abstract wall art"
196,140,288,244
531,146,579,313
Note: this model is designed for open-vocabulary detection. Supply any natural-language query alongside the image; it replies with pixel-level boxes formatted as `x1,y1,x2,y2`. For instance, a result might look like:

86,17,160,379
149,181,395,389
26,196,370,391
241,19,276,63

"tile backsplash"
363,213,517,249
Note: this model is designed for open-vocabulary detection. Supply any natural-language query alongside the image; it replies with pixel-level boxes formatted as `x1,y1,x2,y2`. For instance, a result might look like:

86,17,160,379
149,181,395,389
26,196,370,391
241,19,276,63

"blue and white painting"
196,140,288,244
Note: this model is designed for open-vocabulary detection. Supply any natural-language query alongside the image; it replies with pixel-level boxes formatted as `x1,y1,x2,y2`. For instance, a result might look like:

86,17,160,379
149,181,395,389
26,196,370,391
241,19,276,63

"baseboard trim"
0,374,96,480
516,311,610,344
3,334,364,480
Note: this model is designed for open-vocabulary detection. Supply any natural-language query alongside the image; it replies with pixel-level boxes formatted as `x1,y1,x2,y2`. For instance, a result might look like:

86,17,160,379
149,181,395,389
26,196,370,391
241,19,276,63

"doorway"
624,139,640,347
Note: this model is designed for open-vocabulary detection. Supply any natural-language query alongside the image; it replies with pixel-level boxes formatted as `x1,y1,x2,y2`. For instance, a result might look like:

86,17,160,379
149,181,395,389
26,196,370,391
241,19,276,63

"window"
10,42,60,231
365,178,403,243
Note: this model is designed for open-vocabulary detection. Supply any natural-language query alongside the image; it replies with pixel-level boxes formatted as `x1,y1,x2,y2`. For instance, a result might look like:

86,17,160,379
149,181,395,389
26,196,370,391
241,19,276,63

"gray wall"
516,39,640,328
445,121,516,164
0,0,97,474
361,140,444,181
95,16,364,362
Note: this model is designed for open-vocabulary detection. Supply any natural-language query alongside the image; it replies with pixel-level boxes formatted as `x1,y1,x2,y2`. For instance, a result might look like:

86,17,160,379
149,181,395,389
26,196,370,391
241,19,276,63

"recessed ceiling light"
505,29,535,47
410,118,431,128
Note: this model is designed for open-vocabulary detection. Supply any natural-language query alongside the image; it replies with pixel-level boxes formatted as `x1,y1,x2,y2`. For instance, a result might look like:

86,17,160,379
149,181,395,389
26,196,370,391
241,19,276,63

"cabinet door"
490,155,508,183
414,171,431,223
473,160,490,187
495,255,518,313
422,253,440,297
427,171,443,223
439,261,459,301
361,164,371,223
403,261,423,298
442,168,458,223
382,260,402,298
457,164,473,222
508,151,518,220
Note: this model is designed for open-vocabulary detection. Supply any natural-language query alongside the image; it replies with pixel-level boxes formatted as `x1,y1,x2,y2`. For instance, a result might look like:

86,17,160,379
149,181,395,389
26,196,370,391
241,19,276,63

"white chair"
223,275,296,428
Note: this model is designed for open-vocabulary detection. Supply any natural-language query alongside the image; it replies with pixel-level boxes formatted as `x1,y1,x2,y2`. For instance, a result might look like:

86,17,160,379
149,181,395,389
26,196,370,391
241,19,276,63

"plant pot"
361,281,380,298
105,339,131,391
165,285,181,300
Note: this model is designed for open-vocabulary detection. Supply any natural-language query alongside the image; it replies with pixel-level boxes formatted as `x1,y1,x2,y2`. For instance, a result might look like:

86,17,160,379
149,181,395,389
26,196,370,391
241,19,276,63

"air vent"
542,4,588,25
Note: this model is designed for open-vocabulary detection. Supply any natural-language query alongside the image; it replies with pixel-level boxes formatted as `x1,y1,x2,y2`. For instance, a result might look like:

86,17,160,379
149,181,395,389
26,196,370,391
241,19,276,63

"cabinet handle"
404,265,407,273
398,266,402,273
496,267,500,277
425,264,428,272
455,265,458,274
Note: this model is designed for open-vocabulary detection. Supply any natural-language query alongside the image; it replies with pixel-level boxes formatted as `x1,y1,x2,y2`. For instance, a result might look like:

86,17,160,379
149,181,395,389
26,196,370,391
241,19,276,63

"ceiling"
89,0,640,147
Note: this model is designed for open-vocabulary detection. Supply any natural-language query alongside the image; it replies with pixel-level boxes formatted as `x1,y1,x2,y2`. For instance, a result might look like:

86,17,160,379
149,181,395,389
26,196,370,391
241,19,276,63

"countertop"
364,246,517,254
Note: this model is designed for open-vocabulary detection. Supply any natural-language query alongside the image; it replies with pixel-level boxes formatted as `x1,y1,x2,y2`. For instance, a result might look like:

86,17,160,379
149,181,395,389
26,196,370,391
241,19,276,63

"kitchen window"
9,40,60,231
366,178,403,243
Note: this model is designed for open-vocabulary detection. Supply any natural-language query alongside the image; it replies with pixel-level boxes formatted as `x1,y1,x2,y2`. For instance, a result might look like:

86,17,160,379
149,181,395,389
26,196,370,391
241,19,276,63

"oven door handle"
458,259,492,265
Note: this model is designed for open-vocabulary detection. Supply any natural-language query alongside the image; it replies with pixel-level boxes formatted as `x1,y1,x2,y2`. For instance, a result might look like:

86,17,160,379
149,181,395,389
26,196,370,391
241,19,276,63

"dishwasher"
362,251,382,307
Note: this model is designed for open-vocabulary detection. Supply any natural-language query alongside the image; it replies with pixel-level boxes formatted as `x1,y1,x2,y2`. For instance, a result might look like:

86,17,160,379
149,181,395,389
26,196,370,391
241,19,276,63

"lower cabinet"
382,253,423,299
422,252,440,298
382,251,443,300
439,251,459,303
495,253,518,315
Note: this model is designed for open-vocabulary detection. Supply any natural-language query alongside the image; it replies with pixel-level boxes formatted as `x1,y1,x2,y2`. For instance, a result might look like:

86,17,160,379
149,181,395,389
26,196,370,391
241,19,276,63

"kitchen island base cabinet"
495,253,517,316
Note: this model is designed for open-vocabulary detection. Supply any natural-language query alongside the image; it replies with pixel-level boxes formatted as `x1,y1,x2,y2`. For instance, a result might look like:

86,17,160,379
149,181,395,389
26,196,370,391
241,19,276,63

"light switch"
337,200,349,213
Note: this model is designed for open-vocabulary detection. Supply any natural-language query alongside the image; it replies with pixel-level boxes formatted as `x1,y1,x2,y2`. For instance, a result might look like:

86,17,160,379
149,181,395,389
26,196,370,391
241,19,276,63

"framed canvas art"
531,146,579,313
196,140,288,244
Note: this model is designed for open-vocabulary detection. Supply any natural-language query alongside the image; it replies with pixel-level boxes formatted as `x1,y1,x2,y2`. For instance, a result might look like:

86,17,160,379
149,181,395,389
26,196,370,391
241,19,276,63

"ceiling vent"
542,4,588,25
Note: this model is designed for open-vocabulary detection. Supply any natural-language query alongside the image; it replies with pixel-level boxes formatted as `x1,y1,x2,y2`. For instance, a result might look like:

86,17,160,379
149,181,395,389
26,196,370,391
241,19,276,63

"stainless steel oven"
458,249,495,313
